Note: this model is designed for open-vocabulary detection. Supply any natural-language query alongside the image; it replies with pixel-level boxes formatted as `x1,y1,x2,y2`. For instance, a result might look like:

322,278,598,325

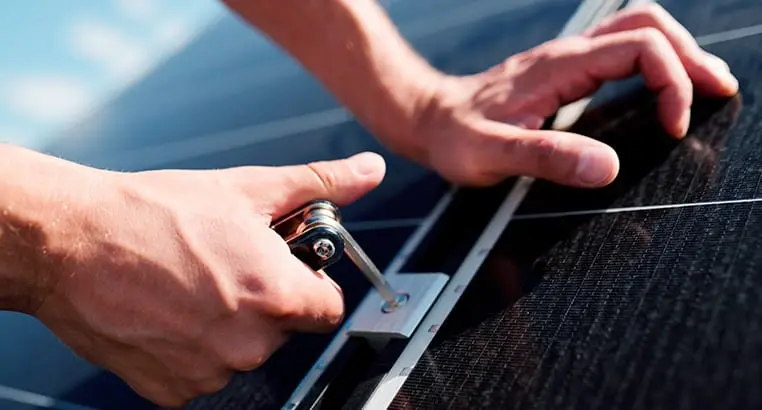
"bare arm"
0,143,98,314
221,0,443,161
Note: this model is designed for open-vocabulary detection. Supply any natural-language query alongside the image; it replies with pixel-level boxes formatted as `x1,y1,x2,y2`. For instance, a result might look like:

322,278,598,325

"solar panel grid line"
568,223,632,409
664,209,737,409
0,384,97,410
515,209,623,409
590,210,684,409
511,197,762,220
617,207,688,408
660,206,752,408
696,22,762,45
523,213,619,408
688,187,761,379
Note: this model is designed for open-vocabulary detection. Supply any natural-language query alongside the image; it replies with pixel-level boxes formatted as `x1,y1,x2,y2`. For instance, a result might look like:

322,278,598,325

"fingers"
585,3,738,96
232,152,386,218
573,28,695,137
475,121,619,188
281,151,386,210
256,227,346,334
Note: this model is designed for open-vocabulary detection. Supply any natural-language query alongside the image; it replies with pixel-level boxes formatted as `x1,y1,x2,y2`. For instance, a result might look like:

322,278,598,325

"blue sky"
0,0,226,149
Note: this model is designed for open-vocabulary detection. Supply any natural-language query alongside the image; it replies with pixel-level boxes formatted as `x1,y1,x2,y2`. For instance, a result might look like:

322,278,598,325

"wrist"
365,66,448,164
0,144,105,315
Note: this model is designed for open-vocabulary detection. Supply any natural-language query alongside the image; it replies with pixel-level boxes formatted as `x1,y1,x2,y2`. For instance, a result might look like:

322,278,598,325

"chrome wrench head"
270,200,406,311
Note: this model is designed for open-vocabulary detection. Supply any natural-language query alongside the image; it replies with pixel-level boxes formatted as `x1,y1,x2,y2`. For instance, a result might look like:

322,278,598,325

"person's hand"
394,4,739,187
32,152,385,407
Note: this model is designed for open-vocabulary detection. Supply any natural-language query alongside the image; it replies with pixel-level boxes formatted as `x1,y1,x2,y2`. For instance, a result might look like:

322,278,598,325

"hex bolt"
313,238,336,260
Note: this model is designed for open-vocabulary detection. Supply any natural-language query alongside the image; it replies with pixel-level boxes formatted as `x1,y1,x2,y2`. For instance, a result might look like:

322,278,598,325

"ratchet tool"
270,200,408,311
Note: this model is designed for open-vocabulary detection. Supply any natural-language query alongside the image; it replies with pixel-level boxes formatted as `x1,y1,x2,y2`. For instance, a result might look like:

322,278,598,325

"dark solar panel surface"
389,3,762,408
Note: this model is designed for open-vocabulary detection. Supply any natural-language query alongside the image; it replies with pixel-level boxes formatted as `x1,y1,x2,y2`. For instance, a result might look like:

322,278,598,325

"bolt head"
313,239,336,260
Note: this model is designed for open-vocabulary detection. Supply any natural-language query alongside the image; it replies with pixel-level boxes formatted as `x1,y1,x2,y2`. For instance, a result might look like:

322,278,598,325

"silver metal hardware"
282,191,460,410
346,273,448,339
331,222,405,309
271,200,408,309
313,238,335,260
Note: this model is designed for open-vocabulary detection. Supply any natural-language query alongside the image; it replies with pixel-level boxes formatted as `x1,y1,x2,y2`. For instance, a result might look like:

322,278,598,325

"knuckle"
194,376,231,396
555,36,593,55
630,2,668,22
154,393,189,409
221,348,269,370
306,162,338,192
259,277,302,321
319,297,345,331
265,298,302,324
632,26,668,47
528,137,560,171
529,36,591,61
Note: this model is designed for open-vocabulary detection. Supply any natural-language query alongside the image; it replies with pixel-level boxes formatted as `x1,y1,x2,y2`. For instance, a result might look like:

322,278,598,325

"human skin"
0,1,738,407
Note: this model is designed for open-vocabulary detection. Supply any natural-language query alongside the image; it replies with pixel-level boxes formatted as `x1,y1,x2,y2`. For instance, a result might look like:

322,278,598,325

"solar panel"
383,1,762,408
4,0,761,408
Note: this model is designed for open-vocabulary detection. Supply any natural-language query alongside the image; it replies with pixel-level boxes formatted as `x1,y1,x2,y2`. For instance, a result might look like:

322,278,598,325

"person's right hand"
31,152,386,408
378,4,739,188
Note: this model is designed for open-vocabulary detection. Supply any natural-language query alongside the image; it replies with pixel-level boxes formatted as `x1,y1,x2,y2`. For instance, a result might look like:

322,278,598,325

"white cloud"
68,19,151,83
116,0,158,22
4,76,94,124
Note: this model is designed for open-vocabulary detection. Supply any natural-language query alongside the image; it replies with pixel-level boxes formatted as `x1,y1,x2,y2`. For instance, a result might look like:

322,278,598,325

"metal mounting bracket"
346,272,448,340
275,200,451,409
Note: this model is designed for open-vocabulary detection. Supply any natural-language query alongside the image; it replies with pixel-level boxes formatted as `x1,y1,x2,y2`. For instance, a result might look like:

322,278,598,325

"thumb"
478,121,620,187
263,152,386,217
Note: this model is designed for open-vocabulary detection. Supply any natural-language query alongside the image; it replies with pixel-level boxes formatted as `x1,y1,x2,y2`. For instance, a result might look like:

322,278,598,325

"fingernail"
575,146,617,186
705,53,739,88
349,152,385,176
679,109,691,138
704,52,730,72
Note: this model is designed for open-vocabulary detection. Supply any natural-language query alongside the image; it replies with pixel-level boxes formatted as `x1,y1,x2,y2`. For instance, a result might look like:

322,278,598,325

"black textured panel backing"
392,202,762,410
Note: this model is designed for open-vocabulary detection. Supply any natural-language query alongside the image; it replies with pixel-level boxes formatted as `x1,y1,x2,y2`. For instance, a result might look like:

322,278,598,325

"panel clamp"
271,200,448,339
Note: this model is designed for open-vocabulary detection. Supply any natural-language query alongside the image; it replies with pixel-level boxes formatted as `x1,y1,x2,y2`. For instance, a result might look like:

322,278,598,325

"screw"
381,292,409,313
313,238,336,260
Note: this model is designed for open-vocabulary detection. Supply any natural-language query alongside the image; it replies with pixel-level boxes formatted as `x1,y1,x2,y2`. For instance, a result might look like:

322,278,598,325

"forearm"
0,144,97,314
221,0,444,160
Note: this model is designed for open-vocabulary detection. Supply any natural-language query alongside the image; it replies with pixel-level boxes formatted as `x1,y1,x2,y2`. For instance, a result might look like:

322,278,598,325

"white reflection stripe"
698,23,762,45
513,197,762,220
0,385,97,410
91,108,350,170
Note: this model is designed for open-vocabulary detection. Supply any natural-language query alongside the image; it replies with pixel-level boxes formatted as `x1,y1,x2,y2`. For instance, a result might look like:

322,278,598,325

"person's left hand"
384,4,739,187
